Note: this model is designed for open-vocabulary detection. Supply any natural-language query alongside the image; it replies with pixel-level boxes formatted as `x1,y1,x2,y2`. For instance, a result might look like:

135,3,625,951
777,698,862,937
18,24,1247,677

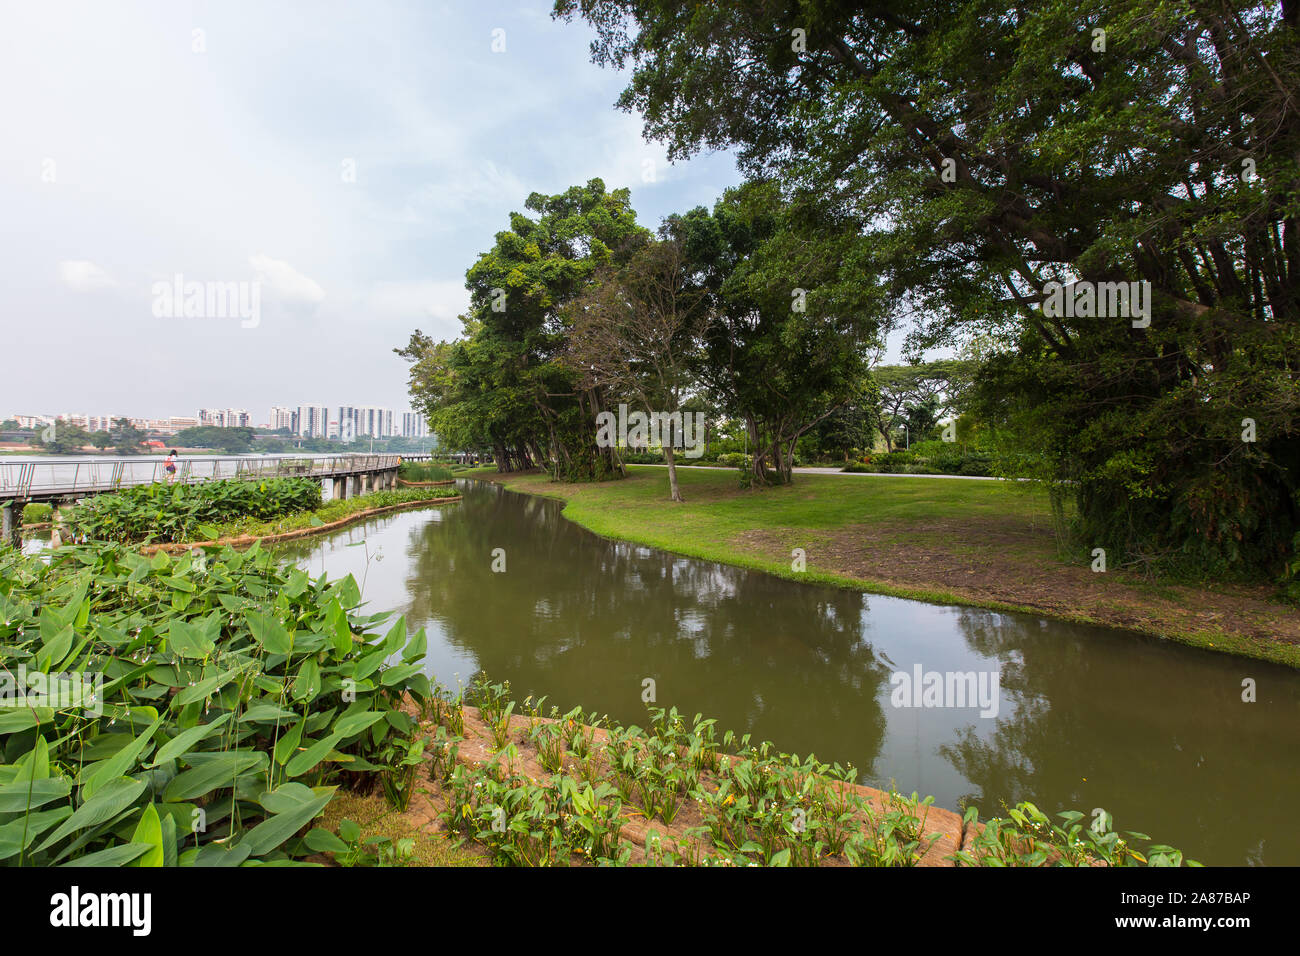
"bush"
21,502,52,524
716,452,752,469
0,541,431,866
66,477,323,544
398,462,454,482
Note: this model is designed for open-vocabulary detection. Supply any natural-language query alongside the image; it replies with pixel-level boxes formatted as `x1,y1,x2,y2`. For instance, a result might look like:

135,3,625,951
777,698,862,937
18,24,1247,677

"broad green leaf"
129,803,165,867
245,612,292,655
149,713,231,767
163,752,266,802
38,776,147,852
284,731,344,777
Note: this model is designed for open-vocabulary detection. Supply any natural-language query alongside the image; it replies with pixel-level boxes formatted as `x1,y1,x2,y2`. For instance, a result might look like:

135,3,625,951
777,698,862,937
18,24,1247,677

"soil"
734,516,1300,646
382,704,975,867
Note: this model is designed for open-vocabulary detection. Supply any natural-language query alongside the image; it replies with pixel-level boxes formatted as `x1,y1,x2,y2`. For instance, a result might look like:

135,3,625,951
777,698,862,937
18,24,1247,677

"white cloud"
249,255,325,304
365,279,468,337
57,259,118,290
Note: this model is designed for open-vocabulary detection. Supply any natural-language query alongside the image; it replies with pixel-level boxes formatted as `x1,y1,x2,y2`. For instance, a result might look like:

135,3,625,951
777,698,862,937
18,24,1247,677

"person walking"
164,449,179,484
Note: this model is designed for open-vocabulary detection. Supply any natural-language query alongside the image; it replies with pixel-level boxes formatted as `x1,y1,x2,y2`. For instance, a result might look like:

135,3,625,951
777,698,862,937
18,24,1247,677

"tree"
109,417,146,455
565,237,708,501
399,179,652,479
35,422,90,455
673,181,888,484
872,361,973,452
174,426,254,454
556,0,1300,578
89,431,113,451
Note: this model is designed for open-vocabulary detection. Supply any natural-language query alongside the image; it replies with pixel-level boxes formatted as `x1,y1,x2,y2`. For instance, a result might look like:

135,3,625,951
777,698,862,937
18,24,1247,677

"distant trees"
34,422,90,455
400,177,886,497
174,426,254,454
108,418,146,455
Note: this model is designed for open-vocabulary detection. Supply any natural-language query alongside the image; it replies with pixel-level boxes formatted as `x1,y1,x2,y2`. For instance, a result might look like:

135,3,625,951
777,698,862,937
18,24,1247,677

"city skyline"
7,403,429,439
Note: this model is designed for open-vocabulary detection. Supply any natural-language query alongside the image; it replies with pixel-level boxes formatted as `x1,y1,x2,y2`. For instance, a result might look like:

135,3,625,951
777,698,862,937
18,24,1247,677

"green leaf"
175,666,243,706
129,803,165,867
0,806,73,860
38,776,147,852
0,778,69,818
149,713,231,767
246,611,293,655
59,842,151,867
79,713,164,798
304,827,349,853
163,752,267,802
334,711,386,738
284,731,345,777
237,790,333,857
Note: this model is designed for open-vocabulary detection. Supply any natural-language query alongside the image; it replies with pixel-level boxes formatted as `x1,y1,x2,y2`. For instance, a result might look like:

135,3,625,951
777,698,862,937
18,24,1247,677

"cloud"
365,279,468,338
249,255,325,304
57,259,118,290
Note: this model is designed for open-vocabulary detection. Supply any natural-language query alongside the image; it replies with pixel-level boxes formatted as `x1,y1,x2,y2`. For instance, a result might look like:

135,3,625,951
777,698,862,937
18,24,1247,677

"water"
271,478,1300,866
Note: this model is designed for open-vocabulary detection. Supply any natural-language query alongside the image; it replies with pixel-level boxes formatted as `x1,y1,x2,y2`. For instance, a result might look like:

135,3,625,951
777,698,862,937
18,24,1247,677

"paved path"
636,463,1009,481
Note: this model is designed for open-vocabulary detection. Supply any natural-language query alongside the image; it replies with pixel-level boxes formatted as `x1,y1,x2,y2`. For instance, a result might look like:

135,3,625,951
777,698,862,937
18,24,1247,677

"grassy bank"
203,486,460,541
474,466,1300,668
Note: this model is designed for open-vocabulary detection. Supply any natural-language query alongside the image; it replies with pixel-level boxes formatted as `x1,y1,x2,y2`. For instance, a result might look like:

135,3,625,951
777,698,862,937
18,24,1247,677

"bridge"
1,454,406,545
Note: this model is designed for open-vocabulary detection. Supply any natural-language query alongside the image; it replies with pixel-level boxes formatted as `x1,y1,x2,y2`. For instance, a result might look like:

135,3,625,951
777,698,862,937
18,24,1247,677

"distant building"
401,411,427,438
296,404,329,439
268,405,298,433
337,405,394,441
198,408,251,428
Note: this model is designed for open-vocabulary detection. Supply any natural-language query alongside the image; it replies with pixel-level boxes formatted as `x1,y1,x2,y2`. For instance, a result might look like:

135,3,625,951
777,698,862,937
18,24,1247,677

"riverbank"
139,486,462,553
469,466,1300,668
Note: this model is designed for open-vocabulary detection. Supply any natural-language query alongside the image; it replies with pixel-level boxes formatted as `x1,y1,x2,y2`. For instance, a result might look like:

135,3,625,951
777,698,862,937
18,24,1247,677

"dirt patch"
737,517,1300,646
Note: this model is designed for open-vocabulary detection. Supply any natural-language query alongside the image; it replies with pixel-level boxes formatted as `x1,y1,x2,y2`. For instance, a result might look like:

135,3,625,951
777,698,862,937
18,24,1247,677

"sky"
0,0,746,424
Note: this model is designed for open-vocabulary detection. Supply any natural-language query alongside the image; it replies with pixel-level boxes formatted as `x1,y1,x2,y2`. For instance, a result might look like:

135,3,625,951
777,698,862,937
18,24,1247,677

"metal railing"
0,454,402,501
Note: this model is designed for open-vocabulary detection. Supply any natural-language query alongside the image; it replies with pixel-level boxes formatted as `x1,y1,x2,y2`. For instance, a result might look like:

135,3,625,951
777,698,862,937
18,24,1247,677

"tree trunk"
664,444,683,502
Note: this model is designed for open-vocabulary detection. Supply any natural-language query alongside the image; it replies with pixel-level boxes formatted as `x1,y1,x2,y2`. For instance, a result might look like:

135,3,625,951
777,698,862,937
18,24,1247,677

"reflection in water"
276,479,1300,865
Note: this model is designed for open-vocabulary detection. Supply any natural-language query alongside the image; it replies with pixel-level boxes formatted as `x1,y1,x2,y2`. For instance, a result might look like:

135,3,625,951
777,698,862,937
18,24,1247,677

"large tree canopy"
556,0,1300,578
398,179,650,479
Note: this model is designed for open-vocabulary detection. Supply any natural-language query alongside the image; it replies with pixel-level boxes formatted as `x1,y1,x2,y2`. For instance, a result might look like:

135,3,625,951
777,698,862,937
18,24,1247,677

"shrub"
398,462,454,482
716,452,752,469
0,541,431,866
21,503,52,524
65,477,323,544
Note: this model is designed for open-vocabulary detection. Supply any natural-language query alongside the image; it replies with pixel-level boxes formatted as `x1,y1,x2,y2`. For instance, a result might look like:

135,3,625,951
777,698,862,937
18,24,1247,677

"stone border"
138,495,462,554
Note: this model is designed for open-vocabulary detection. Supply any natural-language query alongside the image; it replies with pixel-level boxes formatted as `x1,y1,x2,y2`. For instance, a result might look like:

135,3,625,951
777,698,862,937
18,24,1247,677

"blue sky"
0,0,744,422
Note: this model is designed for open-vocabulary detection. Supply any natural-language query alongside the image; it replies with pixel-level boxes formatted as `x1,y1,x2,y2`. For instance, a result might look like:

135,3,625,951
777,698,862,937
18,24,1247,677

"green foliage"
173,426,254,454
397,462,453,482
396,179,649,479
21,503,53,525
0,540,431,866
556,0,1300,581
65,478,323,544
435,681,1193,867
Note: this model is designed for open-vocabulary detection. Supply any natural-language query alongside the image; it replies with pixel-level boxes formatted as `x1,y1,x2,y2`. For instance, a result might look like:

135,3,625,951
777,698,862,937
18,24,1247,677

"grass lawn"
475,465,1300,668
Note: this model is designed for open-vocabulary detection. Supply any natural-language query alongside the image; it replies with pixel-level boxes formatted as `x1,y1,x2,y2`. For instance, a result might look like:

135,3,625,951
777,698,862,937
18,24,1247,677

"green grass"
477,466,1300,669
